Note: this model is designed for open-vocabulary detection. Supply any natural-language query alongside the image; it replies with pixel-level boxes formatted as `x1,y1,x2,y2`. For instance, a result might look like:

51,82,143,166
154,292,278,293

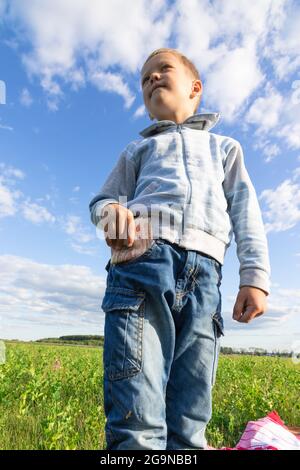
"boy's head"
140,48,202,124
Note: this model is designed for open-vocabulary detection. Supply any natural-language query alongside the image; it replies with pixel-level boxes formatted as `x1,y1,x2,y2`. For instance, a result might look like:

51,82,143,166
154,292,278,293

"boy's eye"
142,64,171,86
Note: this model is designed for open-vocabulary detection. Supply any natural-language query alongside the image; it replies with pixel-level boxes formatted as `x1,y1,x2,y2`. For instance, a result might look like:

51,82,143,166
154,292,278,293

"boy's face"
141,52,202,123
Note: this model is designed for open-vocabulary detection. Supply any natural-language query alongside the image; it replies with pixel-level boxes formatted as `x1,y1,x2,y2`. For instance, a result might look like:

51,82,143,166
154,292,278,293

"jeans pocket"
211,321,221,387
210,258,222,286
212,312,224,338
211,310,224,387
101,286,145,381
111,239,157,266
105,258,111,272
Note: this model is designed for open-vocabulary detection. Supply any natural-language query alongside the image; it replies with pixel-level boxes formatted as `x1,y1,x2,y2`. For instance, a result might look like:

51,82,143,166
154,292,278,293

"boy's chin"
149,108,175,121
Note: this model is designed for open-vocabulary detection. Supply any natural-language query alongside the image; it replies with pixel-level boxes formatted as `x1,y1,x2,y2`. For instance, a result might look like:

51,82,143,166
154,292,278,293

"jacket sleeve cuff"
90,199,119,227
239,268,271,296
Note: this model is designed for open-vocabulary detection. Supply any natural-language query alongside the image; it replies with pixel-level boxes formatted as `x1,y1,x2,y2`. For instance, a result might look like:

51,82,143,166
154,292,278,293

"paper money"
110,216,154,265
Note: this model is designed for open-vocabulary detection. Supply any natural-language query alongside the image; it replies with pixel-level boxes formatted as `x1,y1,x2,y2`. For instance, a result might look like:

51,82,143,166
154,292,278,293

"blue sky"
0,0,300,353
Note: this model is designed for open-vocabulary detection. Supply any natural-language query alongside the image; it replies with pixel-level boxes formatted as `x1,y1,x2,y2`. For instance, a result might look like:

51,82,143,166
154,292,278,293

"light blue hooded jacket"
89,112,271,295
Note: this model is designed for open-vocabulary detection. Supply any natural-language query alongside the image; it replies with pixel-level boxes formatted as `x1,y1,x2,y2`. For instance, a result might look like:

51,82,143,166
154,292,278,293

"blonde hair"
141,47,202,120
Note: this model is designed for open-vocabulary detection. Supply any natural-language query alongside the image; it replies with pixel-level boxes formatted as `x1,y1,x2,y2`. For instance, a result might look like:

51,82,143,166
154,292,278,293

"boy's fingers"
127,212,136,246
105,206,136,249
105,233,112,247
118,211,127,245
103,222,112,247
255,310,264,318
105,206,117,246
232,300,245,321
239,306,260,323
114,209,125,250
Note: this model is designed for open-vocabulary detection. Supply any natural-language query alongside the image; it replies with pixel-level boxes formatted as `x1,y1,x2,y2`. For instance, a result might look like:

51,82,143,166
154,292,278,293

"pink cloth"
208,411,300,450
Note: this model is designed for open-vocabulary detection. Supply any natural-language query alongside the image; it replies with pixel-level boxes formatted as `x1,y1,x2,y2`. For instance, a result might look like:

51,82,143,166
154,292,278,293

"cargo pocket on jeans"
211,324,221,387
212,312,224,338
101,286,145,381
211,313,224,387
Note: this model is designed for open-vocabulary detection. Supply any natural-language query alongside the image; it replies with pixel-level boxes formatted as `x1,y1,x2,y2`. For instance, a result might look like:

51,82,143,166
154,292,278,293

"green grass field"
0,341,299,450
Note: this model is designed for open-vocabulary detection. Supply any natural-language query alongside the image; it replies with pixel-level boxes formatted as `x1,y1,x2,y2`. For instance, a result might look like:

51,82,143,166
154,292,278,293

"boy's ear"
191,79,202,98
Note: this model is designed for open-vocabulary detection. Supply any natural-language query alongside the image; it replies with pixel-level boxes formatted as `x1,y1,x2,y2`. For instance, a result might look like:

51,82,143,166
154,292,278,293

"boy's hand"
102,203,136,250
232,286,268,323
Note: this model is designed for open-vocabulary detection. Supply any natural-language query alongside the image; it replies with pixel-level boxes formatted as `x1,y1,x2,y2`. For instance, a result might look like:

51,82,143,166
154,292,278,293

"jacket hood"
139,112,220,138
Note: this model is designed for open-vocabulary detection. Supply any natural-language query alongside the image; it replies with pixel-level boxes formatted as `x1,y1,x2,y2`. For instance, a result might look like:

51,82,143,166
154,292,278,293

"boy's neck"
155,110,194,124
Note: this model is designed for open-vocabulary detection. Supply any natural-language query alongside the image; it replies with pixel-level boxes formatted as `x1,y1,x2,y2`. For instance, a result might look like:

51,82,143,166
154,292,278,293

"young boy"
89,47,271,450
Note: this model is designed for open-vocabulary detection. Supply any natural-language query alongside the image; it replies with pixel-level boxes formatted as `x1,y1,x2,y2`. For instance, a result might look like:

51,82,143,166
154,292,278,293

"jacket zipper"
177,124,191,205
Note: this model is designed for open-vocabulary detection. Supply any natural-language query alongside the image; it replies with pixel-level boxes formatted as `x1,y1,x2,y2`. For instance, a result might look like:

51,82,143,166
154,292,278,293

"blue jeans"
101,238,224,450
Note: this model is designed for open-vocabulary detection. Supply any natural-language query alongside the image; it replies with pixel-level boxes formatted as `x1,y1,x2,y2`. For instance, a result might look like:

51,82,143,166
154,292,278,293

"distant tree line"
2,336,294,357
220,346,295,357
35,335,104,347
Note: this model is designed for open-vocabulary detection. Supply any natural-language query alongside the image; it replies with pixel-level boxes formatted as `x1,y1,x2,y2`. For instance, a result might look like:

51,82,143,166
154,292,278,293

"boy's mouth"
150,84,165,98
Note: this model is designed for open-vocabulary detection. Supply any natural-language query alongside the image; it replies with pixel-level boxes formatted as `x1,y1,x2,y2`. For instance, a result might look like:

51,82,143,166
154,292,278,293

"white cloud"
0,183,21,218
0,162,57,224
277,123,300,150
220,278,300,352
0,163,25,181
36,194,51,204
62,215,81,235
1,252,298,346
5,0,173,109
245,77,300,154
213,0,275,39
0,123,13,131
259,168,300,233
203,43,265,120
0,79,6,104
0,254,106,339
133,104,146,119
173,0,218,70
89,69,135,109
253,139,281,162
20,87,33,107
0,164,96,255
173,0,278,119
70,242,97,256
21,200,56,224
262,143,281,163
1,0,296,120
61,214,94,244
223,303,298,332
45,97,60,112
2,37,19,50
245,83,283,131
263,0,300,80
0,163,24,218
291,167,300,182
69,197,79,205
2,0,300,154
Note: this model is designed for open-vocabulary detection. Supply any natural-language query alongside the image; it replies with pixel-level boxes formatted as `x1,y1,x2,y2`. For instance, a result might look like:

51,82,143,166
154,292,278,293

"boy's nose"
150,72,161,84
